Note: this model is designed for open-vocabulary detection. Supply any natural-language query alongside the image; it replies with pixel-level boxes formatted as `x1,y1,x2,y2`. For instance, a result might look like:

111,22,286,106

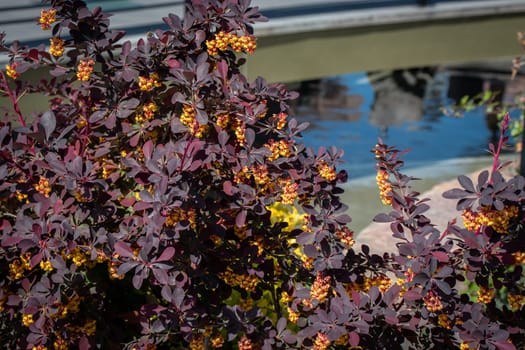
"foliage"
443,31,525,143
0,1,523,349
443,89,524,143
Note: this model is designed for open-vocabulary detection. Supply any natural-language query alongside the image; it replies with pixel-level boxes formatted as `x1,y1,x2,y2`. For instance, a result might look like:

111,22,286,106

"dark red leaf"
217,59,228,80
403,289,422,301
156,247,175,262
492,341,516,350
235,210,247,227
458,174,475,192
431,251,449,263
349,332,360,347
114,241,135,259
373,213,394,223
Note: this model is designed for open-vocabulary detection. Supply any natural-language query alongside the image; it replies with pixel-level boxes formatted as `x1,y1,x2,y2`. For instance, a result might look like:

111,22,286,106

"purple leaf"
349,331,360,347
431,251,449,263
117,261,138,275
40,111,56,140
223,181,234,195
435,279,452,295
458,175,475,192
277,317,287,333
49,65,68,76
134,201,153,211
143,140,153,160
335,214,352,224
132,273,144,289
114,241,135,259
492,341,516,350
156,247,175,262
129,133,140,147
89,110,106,124
403,289,422,301
373,213,394,223
442,188,471,199
217,59,228,80
235,210,247,227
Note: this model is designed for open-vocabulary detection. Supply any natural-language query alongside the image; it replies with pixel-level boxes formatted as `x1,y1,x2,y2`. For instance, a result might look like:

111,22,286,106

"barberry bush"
0,1,523,349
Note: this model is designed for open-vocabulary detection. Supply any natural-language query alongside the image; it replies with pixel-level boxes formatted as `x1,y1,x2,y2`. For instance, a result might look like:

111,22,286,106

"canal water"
287,62,524,232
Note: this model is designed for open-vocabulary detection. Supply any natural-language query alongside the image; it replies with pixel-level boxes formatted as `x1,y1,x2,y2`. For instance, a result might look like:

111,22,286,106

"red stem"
0,71,26,127
489,112,509,184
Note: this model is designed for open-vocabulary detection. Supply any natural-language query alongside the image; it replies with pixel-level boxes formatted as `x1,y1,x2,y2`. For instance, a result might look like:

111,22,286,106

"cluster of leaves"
0,1,523,349
442,89,524,143
443,31,525,144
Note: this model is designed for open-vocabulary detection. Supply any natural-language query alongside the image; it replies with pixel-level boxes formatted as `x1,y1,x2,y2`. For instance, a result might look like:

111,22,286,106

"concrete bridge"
1,0,525,82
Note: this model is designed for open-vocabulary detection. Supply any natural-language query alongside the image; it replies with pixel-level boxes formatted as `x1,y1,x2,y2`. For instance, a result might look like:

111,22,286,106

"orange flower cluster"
215,114,247,146
238,335,253,350
67,248,94,268
477,286,495,304
138,73,162,91
39,259,53,272
233,166,250,185
76,59,95,81
513,251,525,265
281,291,293,304
424,291,443,312
220,268,259,292
5,63,19,79
239,297,254,310
206,31,256,55
100,158,117,180
164,207,197,229
253,165,270,186
460,341,477,350
266,139,291,161
312,332,331,350
54,337,68,350
135,102,158,124
15,191,28,203
274,112,288,130
39,8,56,30
108,253,125,280
216,113,230,129
189,336,205,350
310,272,331,303
234,120,246,146
180,104,207,138
210,334,225,348
22,313,34,327
438,313,451,329
347,274,392,294
49,37,65,57
9,253,56,279
50,293,81,320
280,179,299,205
335,333,348,346
317,160,336,181
462,206,518,233
376,169,392,205
35,176,51,197
287,306,300,323
336,226,355,248
507,293,524,311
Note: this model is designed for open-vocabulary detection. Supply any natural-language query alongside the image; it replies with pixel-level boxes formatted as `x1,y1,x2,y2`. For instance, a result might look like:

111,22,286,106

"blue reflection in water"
291,70,494,180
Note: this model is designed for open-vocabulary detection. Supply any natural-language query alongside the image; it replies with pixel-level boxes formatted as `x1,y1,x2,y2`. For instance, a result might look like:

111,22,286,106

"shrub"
0,1,523,349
